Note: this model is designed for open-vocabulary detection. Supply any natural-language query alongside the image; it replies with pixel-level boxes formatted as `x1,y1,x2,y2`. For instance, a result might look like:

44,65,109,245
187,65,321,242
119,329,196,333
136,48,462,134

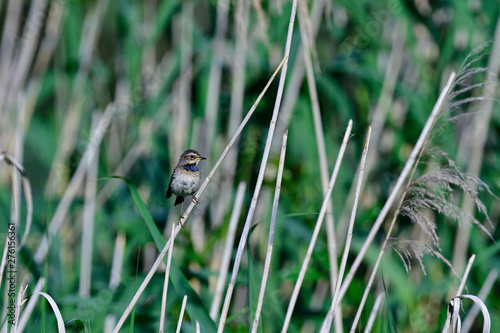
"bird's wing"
166,173,175,199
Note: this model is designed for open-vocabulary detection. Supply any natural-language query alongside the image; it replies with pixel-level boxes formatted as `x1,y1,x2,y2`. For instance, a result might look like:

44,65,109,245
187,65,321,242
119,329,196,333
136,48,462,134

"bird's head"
179,149,206,166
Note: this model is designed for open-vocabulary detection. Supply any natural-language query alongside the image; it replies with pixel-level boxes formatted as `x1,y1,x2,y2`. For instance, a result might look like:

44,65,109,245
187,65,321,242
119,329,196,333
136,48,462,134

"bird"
166,149,206,206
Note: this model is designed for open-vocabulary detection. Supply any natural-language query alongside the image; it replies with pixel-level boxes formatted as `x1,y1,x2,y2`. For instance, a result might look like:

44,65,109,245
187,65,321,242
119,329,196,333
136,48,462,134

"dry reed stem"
217,1,298,329
79,115,100,297
281,120,353,332
462,269,498,333
176,295,188,333
210,182,247,320
3,0,47,114
251,131,288,333
159,224,176,333
0,0,23,117
324,127,372,332
112,58,287,332
456,254,476,296
337,72,457,304
364,292,384,333
104,233,127,333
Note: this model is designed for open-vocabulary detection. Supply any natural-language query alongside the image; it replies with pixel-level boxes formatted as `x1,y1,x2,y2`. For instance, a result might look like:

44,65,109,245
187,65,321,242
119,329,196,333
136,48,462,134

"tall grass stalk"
281,119,353,332
274,0,325,150
337,72,457,304
79,115,100,297
104,232,126,333
175,295,188,333
217,1,298,329
324,126,372,332
364,292,384,333
251,131,288,333
210,182,247,320
456,254,476,296
159,223,176,333
112,58,286,332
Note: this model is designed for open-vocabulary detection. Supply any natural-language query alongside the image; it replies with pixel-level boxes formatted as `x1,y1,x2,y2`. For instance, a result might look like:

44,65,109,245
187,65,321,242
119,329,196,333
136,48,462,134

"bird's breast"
170,169,201,197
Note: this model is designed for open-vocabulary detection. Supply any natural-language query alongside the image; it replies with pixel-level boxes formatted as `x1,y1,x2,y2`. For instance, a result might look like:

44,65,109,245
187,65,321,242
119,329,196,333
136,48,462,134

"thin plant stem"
216,1,298,330
349,203,400,332
324,126,372,332
251,131,288,333
336,72,457,304
175,295,188,333
281,120,353,333
159,224,176,333
210,182,247,320
112,58,286,333
364,292,384,333
456,254,476,296
104,232,126,333
79,114,100,298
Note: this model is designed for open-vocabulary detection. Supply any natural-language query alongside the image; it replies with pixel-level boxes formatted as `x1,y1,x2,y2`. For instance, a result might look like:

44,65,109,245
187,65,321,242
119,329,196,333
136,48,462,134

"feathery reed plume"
389,239,457,276
399,154,494,249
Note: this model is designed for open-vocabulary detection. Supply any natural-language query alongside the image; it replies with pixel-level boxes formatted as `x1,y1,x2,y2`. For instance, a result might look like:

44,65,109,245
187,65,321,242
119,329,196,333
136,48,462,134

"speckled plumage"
166,149,206,206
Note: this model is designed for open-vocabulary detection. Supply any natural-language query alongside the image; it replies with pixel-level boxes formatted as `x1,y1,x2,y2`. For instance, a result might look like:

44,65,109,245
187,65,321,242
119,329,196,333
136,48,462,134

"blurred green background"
0,0,499,332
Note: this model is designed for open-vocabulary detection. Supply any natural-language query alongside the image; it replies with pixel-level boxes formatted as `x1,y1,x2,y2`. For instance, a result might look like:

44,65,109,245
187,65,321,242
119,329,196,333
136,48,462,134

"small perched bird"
166,149,206,206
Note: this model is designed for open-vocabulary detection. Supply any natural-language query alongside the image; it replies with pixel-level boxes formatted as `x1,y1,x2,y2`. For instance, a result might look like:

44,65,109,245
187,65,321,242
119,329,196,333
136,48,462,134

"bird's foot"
192,196,198,203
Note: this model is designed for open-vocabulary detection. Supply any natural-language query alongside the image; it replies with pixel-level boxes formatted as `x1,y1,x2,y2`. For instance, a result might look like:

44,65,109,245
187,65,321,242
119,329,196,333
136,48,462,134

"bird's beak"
200,156,207,160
